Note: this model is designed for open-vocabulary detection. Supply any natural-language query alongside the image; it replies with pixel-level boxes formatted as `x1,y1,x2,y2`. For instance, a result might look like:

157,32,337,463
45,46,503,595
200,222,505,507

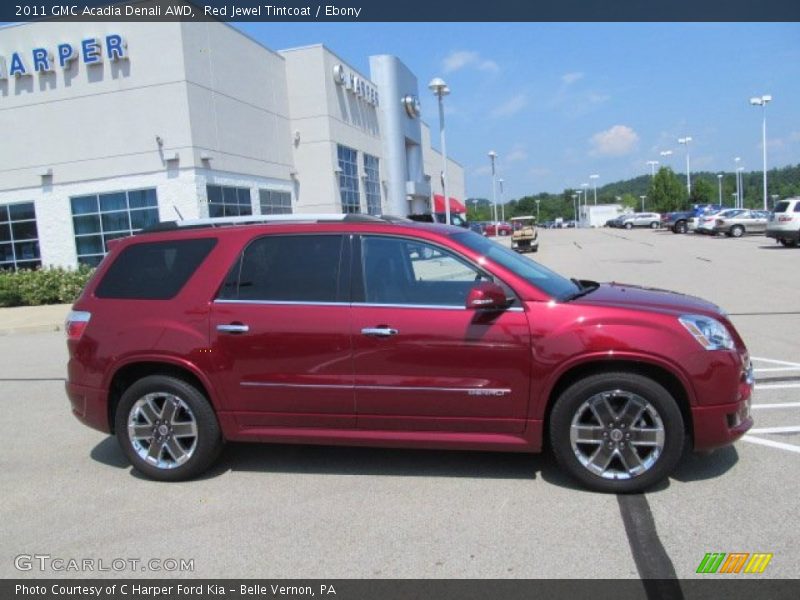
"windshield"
452,231,580,300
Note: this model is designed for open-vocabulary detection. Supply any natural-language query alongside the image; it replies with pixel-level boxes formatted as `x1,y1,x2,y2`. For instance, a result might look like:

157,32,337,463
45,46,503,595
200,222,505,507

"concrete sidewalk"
0,303,71,335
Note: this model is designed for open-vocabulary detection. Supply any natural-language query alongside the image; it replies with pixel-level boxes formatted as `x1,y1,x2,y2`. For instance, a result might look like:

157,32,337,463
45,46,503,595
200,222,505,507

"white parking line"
751,356,800,368
754,367,800,373
754,383,800,390
747,426,800,434
752,402,800,410
741,436,800,455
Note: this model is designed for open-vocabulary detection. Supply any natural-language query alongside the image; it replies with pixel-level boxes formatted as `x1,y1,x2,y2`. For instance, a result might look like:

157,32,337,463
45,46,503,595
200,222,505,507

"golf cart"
510,216,539,253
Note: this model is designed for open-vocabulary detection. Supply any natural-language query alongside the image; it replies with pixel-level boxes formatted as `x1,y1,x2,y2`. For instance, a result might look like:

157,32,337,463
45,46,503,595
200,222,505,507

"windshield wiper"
562,279,600,302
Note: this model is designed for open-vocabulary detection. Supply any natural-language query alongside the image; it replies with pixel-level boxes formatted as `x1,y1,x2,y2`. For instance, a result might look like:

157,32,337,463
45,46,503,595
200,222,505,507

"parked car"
483,221,513,236
661,211,695,234
407,212,469,228
66,213,753,493
510,215,539,253
619,212,661,229
712,210,770,237
766,197,800,247
696,209,745,235
468,222,485,235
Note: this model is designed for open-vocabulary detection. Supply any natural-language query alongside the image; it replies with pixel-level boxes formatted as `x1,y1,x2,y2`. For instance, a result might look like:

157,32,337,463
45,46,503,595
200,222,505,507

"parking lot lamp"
428,78,451,224
499,178,505,221
571,194,578,222
734,157,741,208
749,94,772,210
717,173,723,205
737,166,745,208
646,160,659,177
731,193,738,208
678,137,692,195
488,151,498,223
589,174,599,204
659,150,673,164
535,198,541,220
640,195,646,212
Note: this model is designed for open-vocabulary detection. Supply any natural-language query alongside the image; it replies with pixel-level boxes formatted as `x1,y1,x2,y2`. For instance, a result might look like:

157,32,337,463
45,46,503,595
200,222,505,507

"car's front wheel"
674,221,688,234
624,222,633,230
730,225,745,238
549,372,685,493
115,375,223,481
650,222,659,229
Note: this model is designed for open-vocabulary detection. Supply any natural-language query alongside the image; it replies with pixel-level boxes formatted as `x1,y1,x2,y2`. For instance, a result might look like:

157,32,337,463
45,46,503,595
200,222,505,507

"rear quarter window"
95,238,217,299
773,201,789,213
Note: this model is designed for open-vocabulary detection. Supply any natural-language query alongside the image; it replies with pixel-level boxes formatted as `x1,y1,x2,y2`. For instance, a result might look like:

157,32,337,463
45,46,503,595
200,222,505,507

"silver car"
711,210,770,237
619,212,661,229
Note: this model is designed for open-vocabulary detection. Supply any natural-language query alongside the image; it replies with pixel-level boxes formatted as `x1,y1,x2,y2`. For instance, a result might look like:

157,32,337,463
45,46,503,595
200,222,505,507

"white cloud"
561,72,584,85
490,94,527,118
442,50,499,74
505,144,528,163
590,125,640,156
588,92,610,104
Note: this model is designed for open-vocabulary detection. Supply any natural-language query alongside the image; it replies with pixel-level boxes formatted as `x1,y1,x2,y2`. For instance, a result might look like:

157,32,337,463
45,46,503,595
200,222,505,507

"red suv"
66,215,753,493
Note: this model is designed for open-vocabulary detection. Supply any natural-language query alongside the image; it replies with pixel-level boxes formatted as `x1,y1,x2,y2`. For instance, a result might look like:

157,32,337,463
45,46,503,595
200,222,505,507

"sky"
236,22,800,200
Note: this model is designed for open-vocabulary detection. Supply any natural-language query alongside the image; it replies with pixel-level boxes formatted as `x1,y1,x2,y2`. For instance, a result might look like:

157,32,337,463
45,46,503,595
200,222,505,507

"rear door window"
95,238,216,299
218,235,345,303
773,201,789,213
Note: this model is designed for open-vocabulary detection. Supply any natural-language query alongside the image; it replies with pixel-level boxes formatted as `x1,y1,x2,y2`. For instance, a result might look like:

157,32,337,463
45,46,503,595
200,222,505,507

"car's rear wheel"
549,372,685,493
650,222,659,229
115,375,222,481
673,221,688,234
730,225,745,238
779,238,798,247
624,223,633,230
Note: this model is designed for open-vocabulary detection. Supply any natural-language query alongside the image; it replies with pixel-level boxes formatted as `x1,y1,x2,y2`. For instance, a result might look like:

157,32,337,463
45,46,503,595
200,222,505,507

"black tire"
624,222,633,230
780,238,798,248
674,221,688,234
730,225,745,238
115,375,223,481
549,372,685,493
650,222,659,229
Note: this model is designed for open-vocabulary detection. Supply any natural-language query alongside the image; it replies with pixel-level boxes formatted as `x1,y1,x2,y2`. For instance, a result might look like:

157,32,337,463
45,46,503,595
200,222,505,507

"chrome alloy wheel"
127,393,198,469
569,390,665,480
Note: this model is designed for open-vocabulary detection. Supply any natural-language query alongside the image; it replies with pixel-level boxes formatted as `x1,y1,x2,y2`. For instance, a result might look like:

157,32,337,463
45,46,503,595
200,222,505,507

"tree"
689,178,714,204
648,167,686,212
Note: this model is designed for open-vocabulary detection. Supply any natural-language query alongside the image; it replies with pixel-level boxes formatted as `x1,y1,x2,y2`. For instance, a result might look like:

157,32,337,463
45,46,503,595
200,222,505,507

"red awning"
433,195,466,213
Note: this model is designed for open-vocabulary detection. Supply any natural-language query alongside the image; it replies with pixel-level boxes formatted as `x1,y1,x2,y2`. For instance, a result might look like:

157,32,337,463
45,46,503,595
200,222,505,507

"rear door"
209,233,355,429
350,235,531,433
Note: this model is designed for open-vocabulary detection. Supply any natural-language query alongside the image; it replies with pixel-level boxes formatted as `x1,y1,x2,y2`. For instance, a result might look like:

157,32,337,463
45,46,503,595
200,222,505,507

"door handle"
361,327,398,337
217,323,250,334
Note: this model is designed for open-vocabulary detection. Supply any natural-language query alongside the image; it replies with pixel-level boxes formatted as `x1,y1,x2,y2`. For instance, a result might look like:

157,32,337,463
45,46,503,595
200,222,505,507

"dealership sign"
0,34,127,80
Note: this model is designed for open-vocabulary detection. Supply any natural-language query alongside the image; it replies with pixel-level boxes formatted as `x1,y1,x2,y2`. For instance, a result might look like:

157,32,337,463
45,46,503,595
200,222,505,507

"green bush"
0,265,95,307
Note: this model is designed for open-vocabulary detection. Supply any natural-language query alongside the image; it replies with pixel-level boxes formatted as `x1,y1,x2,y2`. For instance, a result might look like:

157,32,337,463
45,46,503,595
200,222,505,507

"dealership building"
0,19,466,268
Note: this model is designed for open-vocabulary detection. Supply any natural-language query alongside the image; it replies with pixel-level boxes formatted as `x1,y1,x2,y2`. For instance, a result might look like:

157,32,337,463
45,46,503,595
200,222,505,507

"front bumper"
691,375,753,451
66,381,111,434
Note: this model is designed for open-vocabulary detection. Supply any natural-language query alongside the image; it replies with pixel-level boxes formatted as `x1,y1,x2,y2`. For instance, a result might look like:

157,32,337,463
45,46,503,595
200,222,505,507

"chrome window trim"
214,299,523,312
241,381,511,395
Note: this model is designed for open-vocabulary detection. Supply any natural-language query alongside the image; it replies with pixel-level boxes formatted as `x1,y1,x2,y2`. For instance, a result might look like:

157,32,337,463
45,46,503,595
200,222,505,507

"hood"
574,282,722,317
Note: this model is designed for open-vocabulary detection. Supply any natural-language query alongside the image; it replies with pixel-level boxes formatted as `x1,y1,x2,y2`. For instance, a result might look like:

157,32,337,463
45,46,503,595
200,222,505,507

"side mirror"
466,282,508,310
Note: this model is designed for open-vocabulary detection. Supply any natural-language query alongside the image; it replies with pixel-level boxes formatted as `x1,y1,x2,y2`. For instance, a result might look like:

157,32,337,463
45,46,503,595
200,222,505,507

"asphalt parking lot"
0,227,798,580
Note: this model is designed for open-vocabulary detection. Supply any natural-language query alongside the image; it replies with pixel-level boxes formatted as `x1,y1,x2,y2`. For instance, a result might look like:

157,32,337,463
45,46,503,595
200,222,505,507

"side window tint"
362,236,490,306
96,238,216,300
220,235,343,302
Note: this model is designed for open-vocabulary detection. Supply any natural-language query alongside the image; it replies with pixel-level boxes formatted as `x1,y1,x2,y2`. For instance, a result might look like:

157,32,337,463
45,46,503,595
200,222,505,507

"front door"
351,235,531,433
209,233,355,429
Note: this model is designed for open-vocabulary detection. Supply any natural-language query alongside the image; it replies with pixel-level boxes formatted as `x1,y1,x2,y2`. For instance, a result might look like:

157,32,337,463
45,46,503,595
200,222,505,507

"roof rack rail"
138,213,389,234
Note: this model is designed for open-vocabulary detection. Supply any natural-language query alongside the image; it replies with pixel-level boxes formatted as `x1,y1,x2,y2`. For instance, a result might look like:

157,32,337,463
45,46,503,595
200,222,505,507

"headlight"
678,315,735,350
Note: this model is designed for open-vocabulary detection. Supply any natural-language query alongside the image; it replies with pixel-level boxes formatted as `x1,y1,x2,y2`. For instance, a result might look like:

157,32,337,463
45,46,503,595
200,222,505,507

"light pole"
581,183,589,226
737,166,745,208
678,137,692,196
731,193,738,208
646,160,659,177
571,194,578,223
659,150,673,167
717,173,723,205
750,94,772,210
734,157,741,208
428,78,451,224
640,195,647,212
535,198,541,220
589,174,599,204
770,194,779,210
488,150,498,223
499,178,505,221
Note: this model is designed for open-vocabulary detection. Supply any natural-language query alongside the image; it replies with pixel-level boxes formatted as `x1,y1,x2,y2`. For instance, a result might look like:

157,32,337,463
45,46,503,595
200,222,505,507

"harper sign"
0,34,128,80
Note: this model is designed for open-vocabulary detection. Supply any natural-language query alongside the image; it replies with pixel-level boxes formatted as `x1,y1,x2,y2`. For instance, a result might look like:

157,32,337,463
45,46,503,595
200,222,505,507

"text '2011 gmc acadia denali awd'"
65,214,753,493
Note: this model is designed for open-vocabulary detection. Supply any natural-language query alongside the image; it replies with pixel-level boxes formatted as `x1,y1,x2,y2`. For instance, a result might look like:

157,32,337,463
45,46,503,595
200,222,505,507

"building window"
259,190,292,215
337,145,361,214
363,154,381,215
70,189,159,267
0,202,40,271
207,185,252,218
